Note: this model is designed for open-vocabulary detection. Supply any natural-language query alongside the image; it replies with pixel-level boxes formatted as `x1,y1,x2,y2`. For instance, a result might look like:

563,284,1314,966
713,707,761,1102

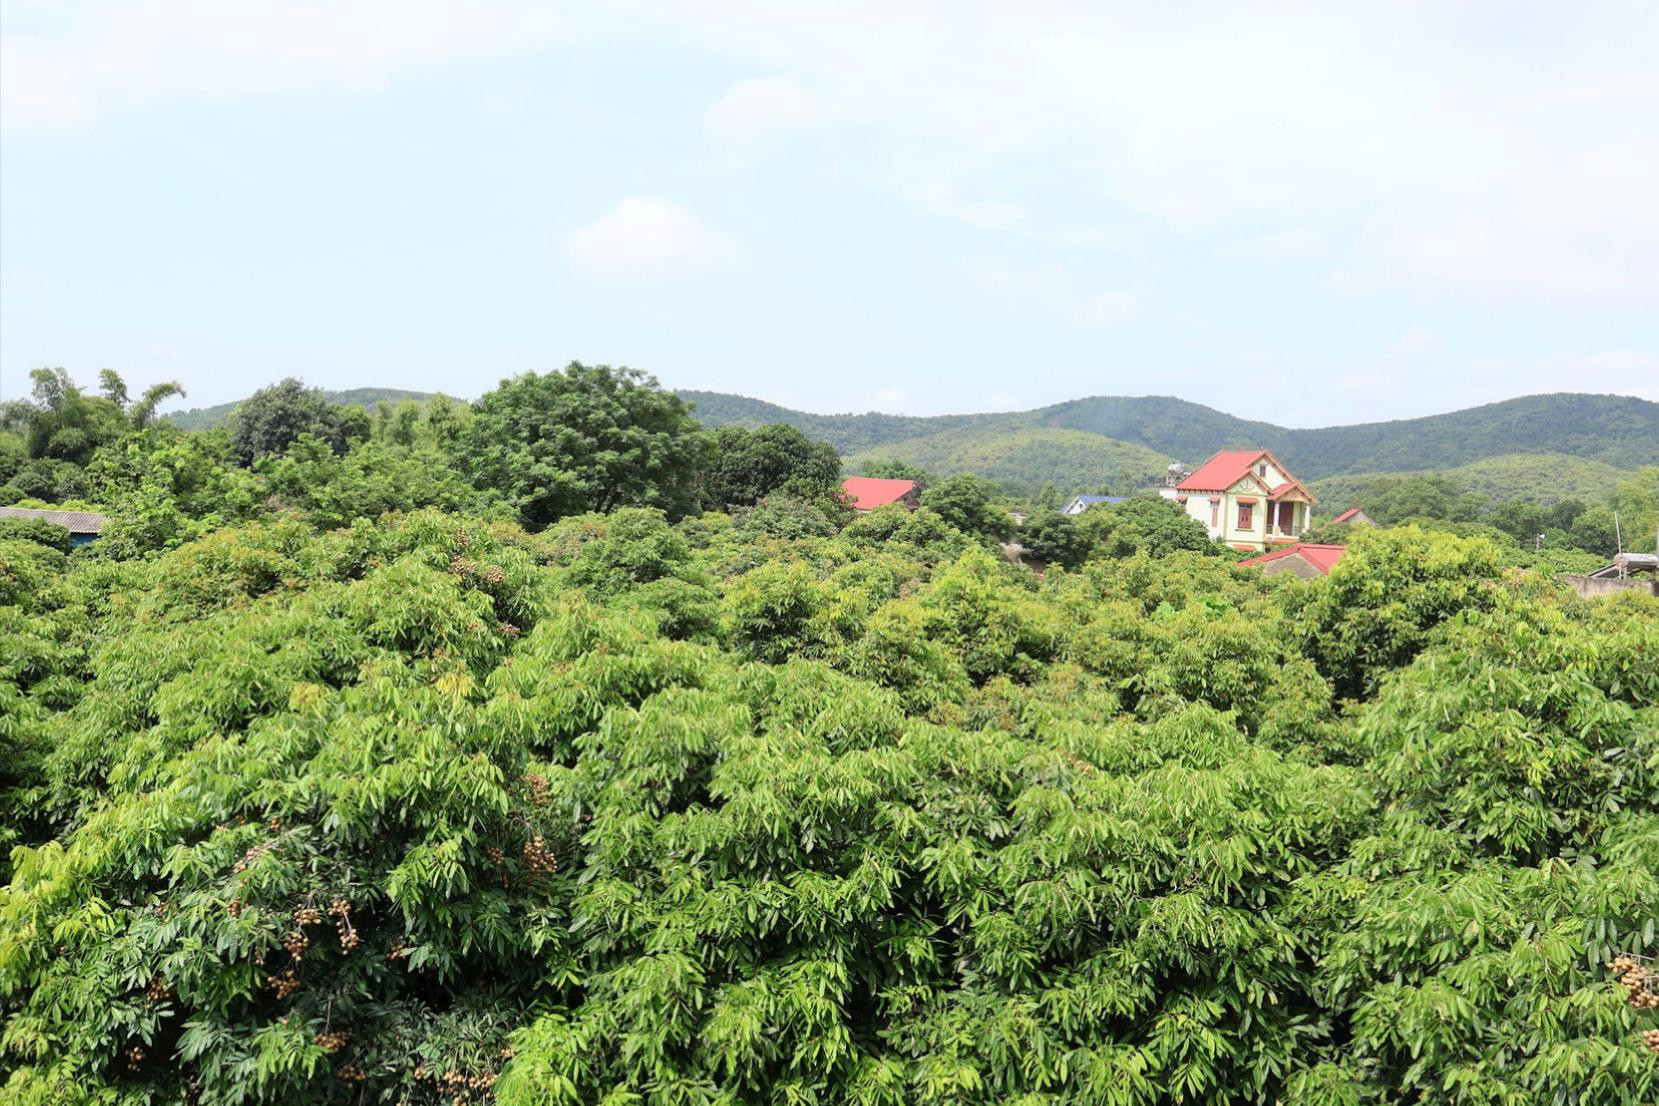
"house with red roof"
1330,506,1375,526
840,476,919,512
1157,448,1316,552
1237,543,1347,579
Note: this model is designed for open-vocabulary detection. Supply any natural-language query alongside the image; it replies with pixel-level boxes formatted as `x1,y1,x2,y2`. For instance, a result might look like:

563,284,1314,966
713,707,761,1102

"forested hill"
167,387,437,430
676,390,1000,455
167,384,1657,485
683,390,1659,480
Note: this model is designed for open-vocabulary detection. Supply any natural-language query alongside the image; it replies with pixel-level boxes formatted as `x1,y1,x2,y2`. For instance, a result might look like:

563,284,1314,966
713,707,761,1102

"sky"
2,0,1656,427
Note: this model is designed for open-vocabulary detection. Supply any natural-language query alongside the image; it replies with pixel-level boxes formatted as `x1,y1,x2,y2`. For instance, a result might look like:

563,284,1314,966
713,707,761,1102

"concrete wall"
1564,574,1658,598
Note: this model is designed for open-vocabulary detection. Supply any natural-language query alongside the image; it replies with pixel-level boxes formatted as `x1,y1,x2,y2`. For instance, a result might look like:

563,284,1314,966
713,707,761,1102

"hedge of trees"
1,366,1656,1105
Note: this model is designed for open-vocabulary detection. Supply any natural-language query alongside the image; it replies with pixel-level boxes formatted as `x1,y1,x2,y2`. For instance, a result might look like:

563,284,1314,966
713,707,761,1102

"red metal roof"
1237,543,1347,575
1176,450,1267,491
1332,507,1363,523
840,477,917,510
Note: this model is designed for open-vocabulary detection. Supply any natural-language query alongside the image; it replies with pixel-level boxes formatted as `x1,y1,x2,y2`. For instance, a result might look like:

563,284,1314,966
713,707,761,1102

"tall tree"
229,378,346,465
457,363,708,527
700,423,841,510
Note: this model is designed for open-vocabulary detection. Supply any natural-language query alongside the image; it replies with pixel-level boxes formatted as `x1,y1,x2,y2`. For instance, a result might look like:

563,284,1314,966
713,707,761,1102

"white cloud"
1216,229,1327,263
865,386,912,413
1390,327,1440,355
0,0,577,132
1076,290,1141,328
10,2,1659,306
704,73,827,143
565,198,741,283
909,180,1025,230
1580,349,1658,376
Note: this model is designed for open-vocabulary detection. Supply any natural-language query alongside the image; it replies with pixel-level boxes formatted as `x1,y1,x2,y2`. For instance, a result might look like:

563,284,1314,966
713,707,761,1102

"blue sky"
2,1,1656,426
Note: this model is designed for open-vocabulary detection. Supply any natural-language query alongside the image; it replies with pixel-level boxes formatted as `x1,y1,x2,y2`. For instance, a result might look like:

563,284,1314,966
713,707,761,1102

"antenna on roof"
1614,510,1623,555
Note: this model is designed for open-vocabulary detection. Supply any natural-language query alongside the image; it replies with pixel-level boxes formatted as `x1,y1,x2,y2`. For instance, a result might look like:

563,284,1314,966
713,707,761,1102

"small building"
0,506,110,547
1331,507,1375,526
840,477,919,512
1237,543,1347,579
1060,494,1125,515
1158,449,1316,552
1565,552,1658,598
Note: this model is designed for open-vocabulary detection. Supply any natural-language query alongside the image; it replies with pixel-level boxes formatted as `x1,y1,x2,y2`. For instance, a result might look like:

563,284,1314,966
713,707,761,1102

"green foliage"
1019,510,1090,569
230,378,352,466
459,364,708,528
918,475,1013,546
4,392,1658,1106
847,426,1172,495
1294,526,1505,700
1074,496,1222,560
0,517,72,554
168,388,439,432
701,424,841,510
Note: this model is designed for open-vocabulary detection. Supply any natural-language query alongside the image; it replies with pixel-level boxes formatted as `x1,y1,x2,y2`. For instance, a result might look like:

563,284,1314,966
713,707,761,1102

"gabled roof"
1177,448,1315,502
1064,495,1125,509
1237,543,1347,575
1268,480,1314,501
0,506,110,534
840,477,917,510
1176,450,1265,492
1332,507,1364,523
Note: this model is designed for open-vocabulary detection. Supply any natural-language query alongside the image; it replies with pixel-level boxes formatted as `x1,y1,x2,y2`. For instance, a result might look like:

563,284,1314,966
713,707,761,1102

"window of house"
1257,463,1267,477
1237,502,1254,529
1210,500,1219,527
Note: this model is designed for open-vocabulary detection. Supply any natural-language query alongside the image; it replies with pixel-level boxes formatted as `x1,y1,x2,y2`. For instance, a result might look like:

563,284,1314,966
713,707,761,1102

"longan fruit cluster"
124,1045,146,1071
521,833,558,875
524,774,550,808
281,930,311,957
315,1028,352,1053
329,896,361,951
1644,1028,1659,1056
1608,954,1659,1011
266,967,300,998
232,840,277,874
294,904,324,926
418,1065,499,1102
144,976,174,1004
336,1063,367,1083
386,937,410,962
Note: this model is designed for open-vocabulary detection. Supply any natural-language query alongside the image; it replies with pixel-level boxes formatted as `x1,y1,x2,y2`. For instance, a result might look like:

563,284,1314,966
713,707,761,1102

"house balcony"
1265,524,1306,542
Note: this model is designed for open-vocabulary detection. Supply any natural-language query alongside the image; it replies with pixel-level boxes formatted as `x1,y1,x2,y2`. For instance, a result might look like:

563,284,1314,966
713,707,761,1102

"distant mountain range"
680,390,1659,488
165,388,436,431
166,386,1658,496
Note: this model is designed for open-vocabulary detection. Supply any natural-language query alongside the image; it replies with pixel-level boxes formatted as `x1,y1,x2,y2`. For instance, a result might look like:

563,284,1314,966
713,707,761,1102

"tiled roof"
1176,450,1266,492
1332,507,1363,523
1237,543,1347,575
0,506,110,533
840,477,917,510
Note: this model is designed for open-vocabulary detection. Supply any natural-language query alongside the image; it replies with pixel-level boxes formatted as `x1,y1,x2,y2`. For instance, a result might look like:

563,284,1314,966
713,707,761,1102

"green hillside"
1310,453,1628,513
1275,393,1659,477
684,390,1659,481
847,425,1174,494
676,390,998,455
166,387,438,430
167,384,1659,488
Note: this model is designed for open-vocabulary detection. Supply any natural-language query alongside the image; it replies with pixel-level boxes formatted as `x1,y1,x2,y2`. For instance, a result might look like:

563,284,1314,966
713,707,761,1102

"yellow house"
1157,449,1316,552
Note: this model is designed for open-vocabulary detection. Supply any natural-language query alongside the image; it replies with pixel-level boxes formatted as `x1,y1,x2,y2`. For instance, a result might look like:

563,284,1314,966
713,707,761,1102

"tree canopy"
457,364,708,528
1,368,1656,1106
